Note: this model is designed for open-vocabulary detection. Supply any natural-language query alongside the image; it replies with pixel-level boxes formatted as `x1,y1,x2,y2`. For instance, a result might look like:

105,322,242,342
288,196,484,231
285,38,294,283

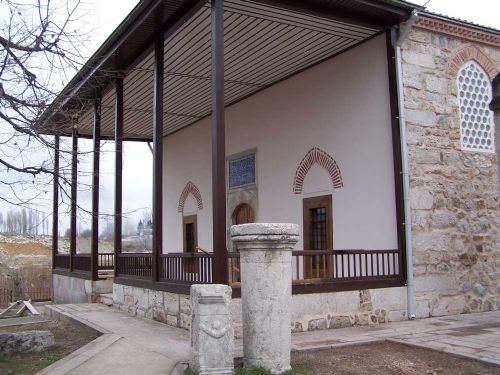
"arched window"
457,61,495,152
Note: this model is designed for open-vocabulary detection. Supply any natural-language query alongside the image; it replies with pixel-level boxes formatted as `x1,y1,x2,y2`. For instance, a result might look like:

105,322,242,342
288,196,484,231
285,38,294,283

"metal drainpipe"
395,10,418,320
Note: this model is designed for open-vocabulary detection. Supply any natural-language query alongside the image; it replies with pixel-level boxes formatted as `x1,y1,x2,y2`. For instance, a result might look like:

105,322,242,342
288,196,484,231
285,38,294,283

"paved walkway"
39,304,500,374
40,303,190,375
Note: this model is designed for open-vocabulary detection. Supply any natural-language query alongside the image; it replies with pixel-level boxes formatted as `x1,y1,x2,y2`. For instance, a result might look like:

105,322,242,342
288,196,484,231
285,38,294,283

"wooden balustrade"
113,249,404,294
98,254,115,270
291,249,401,284
116,253,152,279
228,252,241,286
73,254,91,272
160,253,213,284
54,254,70,269
228,249,402,289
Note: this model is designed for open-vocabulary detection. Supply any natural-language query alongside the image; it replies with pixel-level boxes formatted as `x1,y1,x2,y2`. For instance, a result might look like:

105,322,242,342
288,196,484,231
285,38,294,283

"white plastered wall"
163,34,398,252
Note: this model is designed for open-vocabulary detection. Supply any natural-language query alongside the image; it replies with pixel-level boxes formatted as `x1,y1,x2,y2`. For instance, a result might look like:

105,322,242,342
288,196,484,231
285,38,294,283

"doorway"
303,195,333,279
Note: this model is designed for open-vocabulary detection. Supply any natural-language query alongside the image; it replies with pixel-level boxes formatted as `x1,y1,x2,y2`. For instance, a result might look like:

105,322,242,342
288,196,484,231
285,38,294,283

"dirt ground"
0,319,100,375
0,241,50,257
288,342,500,375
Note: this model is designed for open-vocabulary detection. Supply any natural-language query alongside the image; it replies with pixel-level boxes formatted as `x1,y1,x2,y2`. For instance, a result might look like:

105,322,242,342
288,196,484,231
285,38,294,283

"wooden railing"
73,254,91,272
228,252,241,285
113,249,404,294
116,253,152,279
54,254,70,269
229,249,403,288
160,253,214,283
98,254,115,270
0,287,52,307
292,249,401,283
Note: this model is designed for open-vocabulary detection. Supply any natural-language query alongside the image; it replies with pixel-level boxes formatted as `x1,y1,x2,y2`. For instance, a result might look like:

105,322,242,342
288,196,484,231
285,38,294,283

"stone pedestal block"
231,223,299,374
190,284,234,375
0,331,54,354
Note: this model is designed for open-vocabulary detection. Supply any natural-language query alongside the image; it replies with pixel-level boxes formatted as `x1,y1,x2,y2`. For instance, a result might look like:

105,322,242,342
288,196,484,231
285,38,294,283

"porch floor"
41,304,500,374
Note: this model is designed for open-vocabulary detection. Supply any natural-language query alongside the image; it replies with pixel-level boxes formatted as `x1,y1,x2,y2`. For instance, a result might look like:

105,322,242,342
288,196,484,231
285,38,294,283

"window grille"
457,61,495,152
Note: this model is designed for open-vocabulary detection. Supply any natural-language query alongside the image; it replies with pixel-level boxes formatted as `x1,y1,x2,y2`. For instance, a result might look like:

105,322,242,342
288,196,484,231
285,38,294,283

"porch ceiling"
42,0,418,140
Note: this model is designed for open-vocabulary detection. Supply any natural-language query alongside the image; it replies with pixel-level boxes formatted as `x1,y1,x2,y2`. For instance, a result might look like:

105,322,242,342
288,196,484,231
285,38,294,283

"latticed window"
309,207,327,251
457,61,495,152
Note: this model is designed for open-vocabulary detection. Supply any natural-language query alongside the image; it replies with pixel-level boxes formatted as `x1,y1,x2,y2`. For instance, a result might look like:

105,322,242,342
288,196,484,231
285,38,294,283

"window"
183,215,197,272
229,153,256,188
303,195,333,278
457,61,495,152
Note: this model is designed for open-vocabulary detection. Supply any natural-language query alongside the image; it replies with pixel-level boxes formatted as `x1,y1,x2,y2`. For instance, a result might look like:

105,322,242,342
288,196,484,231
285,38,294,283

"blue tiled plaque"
229,154,255,188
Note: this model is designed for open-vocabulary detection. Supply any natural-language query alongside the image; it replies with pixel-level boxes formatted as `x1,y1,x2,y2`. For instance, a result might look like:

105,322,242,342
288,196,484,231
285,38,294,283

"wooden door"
303,195,333,279
183,215,197,272
233,203,255,225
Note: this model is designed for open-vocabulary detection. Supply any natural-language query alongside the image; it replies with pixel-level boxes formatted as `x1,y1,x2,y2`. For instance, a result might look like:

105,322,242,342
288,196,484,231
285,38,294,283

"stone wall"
52,273,112,304
402,27,500,318
113,283,407,337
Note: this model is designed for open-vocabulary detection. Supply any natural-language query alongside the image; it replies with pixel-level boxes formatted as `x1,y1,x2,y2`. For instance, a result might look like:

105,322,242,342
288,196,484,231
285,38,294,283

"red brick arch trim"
448,46,498,80
177,181,203,213
416,16,500,48
293,147,343,194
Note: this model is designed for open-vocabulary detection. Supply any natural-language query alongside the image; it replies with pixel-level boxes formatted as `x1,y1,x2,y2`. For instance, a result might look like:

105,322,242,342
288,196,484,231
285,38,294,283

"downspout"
395,10,418,320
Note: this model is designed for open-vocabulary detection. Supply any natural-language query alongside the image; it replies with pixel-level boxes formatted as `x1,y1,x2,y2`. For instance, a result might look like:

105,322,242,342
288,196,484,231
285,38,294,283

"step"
98,270,115,279
98,293,114,307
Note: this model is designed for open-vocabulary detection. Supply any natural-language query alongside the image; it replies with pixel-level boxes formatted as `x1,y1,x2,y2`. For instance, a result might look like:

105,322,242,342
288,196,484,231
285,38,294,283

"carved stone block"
190,284,234,375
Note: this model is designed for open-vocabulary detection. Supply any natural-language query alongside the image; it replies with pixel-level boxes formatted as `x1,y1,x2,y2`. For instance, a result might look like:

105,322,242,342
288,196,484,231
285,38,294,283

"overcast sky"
89,0,499,46
1,0,498,234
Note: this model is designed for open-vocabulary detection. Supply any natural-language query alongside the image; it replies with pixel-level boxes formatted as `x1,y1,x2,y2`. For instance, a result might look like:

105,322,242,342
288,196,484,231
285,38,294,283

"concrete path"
39,304,500,374
40,303,190,375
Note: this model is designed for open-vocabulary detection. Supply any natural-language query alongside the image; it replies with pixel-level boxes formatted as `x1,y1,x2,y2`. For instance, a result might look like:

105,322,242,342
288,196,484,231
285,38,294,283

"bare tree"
0,0,90,209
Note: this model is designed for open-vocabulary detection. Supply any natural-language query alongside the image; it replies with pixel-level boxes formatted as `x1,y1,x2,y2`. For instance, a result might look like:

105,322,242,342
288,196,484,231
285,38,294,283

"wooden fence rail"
0,287,52,308
54,254,70,269
99,254,115,270
228,249,402,288
116,253,152,279
73,254,91,272
160,253,213,284
105,249,405,294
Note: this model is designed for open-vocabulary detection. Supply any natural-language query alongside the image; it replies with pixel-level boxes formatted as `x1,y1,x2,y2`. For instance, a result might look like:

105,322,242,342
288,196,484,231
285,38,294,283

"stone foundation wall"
402,27,500,317
52,273,112,304
113,283,407,337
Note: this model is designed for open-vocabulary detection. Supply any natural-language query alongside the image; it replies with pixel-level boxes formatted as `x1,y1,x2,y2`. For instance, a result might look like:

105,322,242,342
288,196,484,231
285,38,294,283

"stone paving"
41,303,190,375
37,304,500,374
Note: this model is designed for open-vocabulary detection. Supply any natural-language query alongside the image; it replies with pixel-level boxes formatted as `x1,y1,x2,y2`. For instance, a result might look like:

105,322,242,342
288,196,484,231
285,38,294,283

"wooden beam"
152,37,164,282
91,97,101,281
70,129,78,272
114,78,124,277
211,0,228,284
52,136,59,269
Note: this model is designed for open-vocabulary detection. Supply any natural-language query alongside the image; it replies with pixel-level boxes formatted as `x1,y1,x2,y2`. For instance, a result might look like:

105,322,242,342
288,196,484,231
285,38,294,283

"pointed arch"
293,147,343,194
448,45,497,80
178,181,203,213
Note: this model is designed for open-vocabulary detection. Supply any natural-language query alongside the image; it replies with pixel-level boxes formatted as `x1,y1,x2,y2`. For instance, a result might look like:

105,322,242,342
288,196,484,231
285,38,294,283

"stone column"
231,223,299,374
190,284,234,375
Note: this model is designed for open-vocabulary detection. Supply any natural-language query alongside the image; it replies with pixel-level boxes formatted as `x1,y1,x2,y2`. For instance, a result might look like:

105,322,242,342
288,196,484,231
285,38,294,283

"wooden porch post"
52,136,59,269
70,128,78,272
114,78,124,277
385,29,406,279
152,37,164,282
211,0,228,284
91,97,101,281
